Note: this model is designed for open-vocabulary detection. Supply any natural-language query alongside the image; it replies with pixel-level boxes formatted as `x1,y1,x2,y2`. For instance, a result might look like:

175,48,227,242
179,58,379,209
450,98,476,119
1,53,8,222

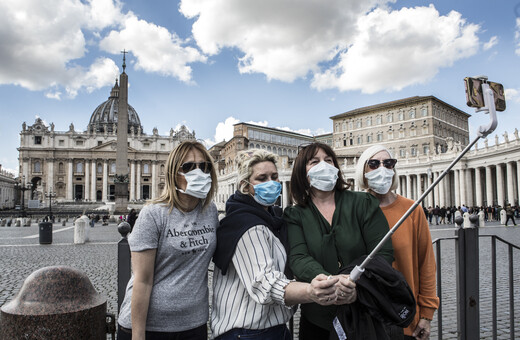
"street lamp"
15,176,30,218
45,187,57,223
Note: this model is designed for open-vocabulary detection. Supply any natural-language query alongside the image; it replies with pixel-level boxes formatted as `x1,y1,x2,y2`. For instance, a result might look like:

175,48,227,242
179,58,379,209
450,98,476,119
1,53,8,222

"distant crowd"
423,204,519,225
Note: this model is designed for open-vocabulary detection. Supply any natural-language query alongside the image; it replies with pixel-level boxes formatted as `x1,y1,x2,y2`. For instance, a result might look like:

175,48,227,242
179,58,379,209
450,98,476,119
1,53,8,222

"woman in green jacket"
284,142,393,339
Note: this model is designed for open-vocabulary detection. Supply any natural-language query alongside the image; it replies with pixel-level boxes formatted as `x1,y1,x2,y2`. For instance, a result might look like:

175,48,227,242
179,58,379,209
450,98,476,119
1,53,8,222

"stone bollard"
463,212,471,228
74,216,90,244
6,218,12,227
62,220,66,226
15,219,21,227
24,218,31,227
478,210,485,228
0,219,5,227
500,209,507,224
0,266,109,339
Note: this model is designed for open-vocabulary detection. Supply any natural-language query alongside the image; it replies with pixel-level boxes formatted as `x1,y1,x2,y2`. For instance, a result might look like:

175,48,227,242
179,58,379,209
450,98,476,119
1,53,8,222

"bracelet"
420,317,432,321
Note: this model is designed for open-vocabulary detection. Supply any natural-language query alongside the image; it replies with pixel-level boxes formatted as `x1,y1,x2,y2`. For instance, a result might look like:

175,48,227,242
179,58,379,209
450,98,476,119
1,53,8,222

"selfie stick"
349,77,498,282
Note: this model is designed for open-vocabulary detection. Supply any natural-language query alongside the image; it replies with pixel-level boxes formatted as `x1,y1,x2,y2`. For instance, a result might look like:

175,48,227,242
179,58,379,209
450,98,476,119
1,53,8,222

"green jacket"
284,189,393,330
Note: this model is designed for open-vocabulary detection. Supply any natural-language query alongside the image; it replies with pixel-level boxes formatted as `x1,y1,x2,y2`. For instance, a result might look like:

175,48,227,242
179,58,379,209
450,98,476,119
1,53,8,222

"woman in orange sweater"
355,145,439,340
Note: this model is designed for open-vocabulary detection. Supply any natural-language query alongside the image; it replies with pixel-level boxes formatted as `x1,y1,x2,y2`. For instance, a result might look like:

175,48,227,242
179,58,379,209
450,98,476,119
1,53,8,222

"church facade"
17,80,195,205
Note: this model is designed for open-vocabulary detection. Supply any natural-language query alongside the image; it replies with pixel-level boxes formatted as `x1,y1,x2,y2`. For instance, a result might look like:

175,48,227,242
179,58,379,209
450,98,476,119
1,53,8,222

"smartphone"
464,77,506,111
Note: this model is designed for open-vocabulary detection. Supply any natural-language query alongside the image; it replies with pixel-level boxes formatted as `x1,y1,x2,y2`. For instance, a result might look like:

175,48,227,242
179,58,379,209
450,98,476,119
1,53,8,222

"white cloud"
0,0,205,98
99,15,207,83
516,18,520,56
312,5,480,93
180,0,386,82
483,36,498,51
505,88,520,103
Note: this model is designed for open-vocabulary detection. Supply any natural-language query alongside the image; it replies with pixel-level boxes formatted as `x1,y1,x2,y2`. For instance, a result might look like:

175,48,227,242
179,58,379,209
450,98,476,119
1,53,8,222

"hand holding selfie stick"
349,76,499,282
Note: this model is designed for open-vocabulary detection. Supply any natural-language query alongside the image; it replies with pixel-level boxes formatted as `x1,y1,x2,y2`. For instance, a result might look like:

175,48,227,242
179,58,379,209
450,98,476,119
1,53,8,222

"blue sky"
1,0,519,175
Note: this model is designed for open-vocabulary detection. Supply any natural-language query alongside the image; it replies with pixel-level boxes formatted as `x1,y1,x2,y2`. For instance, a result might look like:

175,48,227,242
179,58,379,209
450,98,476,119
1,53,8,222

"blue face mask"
251,180,282,206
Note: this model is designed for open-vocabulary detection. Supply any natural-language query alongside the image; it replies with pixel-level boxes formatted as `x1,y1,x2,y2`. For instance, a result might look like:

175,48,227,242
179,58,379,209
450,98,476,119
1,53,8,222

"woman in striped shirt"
211,149,344,340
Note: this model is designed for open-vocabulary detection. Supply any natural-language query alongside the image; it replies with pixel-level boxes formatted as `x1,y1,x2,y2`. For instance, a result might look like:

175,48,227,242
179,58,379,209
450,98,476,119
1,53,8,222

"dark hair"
289,142,347,206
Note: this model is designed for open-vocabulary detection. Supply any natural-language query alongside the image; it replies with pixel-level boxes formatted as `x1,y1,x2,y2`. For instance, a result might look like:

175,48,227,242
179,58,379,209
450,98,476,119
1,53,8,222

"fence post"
455,215,480,339
118,222,131,313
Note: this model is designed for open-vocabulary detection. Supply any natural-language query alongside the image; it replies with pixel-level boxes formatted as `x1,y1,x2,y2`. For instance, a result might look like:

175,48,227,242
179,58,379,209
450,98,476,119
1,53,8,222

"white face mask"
178,168,212,199
307,161,339,192
365,167,394,194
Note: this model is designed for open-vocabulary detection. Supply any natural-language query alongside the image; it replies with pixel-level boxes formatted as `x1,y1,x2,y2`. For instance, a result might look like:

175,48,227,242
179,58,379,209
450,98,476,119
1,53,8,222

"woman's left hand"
334,274,357,305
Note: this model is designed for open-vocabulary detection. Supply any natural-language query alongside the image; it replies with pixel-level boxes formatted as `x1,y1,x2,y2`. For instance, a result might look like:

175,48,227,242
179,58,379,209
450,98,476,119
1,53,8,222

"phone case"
464,77,484,108
488,81,506,111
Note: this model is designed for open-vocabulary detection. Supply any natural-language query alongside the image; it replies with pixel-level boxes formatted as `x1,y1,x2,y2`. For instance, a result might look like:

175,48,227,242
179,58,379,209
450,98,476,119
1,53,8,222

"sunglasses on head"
367,158,397,170
180,161,213,174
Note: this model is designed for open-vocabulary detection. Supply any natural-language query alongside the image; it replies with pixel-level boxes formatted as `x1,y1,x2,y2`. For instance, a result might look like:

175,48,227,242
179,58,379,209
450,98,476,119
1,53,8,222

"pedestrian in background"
211,149,339,340
356,144,439,340
505,204,517,226
117,141,218,340
284,142,393,339
127,209,137,232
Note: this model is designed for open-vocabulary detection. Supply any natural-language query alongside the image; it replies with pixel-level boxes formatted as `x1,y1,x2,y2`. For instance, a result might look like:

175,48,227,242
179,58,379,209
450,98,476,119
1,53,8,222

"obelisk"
114,50,129,215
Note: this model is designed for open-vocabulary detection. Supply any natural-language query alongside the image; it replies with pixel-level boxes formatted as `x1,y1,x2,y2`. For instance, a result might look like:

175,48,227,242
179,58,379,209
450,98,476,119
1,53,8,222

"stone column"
475,167,483,207
439,172,445,207
406,175,412,199
85,160,90,201
496,164,505,207
454,169,460,207
485,166,494,206
282,181,289,208
427,172,434,207
67,160,73,201
151,161,157,199
459,169,467,207
465,168,474,208
130,161,136,201
46,159,54,194
517,161,520,205
506,162,515,205
433,172,440,207
416,174,423,201
136,162,141,200
102,161,108,202
22,158,29,181
91,162,96,201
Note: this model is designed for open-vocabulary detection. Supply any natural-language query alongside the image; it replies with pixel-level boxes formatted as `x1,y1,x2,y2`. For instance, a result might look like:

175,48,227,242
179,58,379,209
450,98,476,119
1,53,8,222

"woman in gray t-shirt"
118,141,219,340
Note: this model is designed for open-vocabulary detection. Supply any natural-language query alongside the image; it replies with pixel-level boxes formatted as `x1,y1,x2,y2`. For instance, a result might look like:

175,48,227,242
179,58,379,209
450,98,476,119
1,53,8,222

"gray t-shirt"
118,202,218,332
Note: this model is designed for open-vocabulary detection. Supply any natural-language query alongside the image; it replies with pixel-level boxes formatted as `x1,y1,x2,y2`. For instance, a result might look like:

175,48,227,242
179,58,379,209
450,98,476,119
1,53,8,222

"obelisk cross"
121,49,128,72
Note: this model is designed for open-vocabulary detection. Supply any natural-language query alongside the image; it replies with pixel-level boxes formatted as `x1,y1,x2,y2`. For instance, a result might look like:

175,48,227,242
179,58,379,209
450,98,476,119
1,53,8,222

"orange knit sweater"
380,195,440,336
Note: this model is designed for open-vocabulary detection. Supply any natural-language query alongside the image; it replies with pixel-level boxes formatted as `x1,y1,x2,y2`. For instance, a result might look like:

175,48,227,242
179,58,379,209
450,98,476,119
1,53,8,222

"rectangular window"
59,140,65,146
35,136,42,145
76,140,83,146
97,141,102,146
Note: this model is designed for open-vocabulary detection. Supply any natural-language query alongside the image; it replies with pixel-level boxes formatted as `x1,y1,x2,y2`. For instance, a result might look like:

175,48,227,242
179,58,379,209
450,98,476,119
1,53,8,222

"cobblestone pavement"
0,219,519,339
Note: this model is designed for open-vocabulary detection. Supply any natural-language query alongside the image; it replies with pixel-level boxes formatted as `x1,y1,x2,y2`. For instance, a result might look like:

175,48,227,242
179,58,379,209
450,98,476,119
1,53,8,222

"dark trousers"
215,324,291,340
299,315,330,340
117,324,207,340
505,215,517,225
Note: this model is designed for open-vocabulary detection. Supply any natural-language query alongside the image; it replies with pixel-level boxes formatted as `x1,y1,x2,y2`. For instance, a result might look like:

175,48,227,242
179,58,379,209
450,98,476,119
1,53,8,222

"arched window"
97,163,102,173
76,162,83,173
34,161,41,173
110,163,116,174
58,162,64,173
143,163,150,174
160,164,165,175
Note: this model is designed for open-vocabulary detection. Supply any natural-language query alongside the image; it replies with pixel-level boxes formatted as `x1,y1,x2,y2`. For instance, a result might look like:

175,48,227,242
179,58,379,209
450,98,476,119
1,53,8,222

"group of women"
117,140,439,340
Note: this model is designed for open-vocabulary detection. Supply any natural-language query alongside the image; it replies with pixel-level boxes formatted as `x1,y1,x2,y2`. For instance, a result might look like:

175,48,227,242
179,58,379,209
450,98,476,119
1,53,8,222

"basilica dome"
87,80,143,134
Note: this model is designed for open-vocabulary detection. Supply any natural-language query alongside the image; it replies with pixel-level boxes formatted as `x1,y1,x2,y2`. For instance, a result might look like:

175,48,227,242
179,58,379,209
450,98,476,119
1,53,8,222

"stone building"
17,79,195,206
214,97,520,212
0,165,16,210
331,96,470,160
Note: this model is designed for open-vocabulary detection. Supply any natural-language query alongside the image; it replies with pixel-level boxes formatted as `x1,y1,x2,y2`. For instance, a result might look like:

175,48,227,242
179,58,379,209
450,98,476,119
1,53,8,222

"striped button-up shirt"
211,225,294,338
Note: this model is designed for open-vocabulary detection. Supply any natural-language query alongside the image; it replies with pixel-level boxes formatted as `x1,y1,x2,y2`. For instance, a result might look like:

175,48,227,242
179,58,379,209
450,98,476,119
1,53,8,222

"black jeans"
215,324,291,340
298,315,330,340
117,324,207,340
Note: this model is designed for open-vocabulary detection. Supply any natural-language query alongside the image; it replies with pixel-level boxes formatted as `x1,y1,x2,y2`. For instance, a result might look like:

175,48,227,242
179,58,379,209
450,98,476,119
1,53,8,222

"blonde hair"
236,149,278,194
355,144,398,192
150,141,217,211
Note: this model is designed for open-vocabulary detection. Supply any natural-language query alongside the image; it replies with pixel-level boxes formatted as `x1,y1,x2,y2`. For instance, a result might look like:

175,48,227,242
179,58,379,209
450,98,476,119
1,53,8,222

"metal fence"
433,215,519,340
